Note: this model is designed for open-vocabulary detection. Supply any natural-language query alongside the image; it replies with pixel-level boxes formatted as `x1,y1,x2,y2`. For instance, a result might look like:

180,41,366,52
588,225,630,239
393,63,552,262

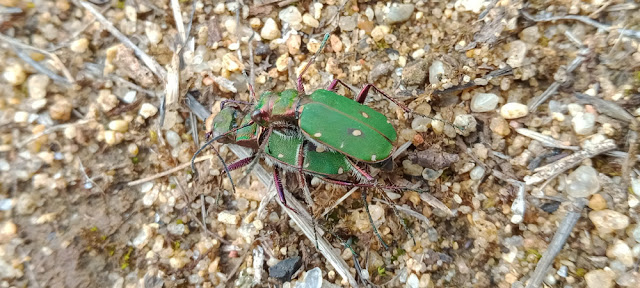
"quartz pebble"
260,18,280,40
97,90,119,112
588,194,607,210
3,63,26,85
278,6,302,26
453,114,477,136
145,23,163,45
108,120,129,133
428,60,445,85
565,165,600,197
572,112,596,135
338,15,357,31
385,3,415,24
470,93,499,112
371,25,390,42
403,160,423,177
167,223,185,235
165,130,181,148
104,131,124,145
585,269,615,288
589,210,630,235
70,38,89,53
406,273,419,288
28,74,50,99
520,26,541,44
490,116,511,136
607,239,634,267
500,103,529,119
286,34,301,55
506,40,527,68
139,103,158,119
302,13,319,28
616,271,640,287
470,166,485,180
13,111,29,123
218,211,240,225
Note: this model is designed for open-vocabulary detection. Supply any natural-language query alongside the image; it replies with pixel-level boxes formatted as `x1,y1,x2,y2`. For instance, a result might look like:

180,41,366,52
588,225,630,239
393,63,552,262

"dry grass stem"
127,155,213,186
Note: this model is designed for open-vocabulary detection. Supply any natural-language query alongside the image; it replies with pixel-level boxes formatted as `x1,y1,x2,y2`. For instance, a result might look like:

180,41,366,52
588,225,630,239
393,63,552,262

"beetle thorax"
251,90,299,126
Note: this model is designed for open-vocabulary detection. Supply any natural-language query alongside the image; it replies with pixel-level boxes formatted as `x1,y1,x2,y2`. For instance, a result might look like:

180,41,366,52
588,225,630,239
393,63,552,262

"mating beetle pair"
191,33,449,249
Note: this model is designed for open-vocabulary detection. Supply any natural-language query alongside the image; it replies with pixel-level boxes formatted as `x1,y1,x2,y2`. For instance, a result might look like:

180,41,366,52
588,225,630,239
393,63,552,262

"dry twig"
521,10,640,39
16,119,94,148
0,34,74,84
126,155,213,186
515,128,579,151
525,198,587,288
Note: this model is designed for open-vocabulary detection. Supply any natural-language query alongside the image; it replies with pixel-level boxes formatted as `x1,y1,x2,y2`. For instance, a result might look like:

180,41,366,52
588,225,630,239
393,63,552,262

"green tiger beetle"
191,33,457,249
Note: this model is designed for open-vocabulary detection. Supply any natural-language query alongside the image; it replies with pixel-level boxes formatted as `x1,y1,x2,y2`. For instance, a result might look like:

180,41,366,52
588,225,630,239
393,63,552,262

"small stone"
218,211,240,225
165,130,181,148
506,40,527,68
565,165,600,198
585,269,615,288
368,204,384,222
261,18,280,40
170,257,187,269
49,99,73,121
97,90,119,112
302,13,319,28
422,168,442,181
222,53,243,72
128,143,138,156
403,160,423,177
371,25,390,42
70,38,89,53
108,120,129,133
412,48,425,59
123,91,137,103
453,114,477,136
470,166,485,180
130,224,152,249
286,34,301,55
142,187,158,206
589,209,630,235
13,111,29,124
406,273,419,288
588,194,607,210
269,256,302,282
167,222,185,235
385,3,415,24
27,74,50,99
490,116,511,136
145,23,163,45
428,60,445,85
402,60,427,86
617,271,640,287
31,99,47,110
607,239,634,267
275,54,289,72
329,34,342,53
0,221,17,242
470,93,499,112
500,102,529,119
3,63,26,85
139,103,158,119
279,6,302,25
338,15,357,31
520,26,541,44
104,131,124,145
572,112,596,135
303,267,322,288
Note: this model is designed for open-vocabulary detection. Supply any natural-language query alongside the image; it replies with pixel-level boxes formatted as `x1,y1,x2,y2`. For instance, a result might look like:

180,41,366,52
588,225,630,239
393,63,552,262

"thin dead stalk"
525,198,587,288
126,155,213,186
16,119,94,148
0,34,74,84
521,10,640,39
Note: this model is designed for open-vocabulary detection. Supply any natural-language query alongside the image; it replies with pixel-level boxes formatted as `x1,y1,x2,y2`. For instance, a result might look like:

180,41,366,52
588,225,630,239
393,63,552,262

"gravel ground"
1,0,640,287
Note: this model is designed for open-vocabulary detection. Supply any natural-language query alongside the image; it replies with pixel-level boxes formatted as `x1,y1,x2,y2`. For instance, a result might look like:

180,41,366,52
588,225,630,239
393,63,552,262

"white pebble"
607,239,634,267
260,18,280,40
167,223,185,235
123,91,137,103
470,166,485,180
108,120,129,133
13,111,29,124
104,131,124,145
27,74,50,99
428,60,445,85
279,6,302,25
506,40,527,68
145,23,163,45
302,13,319,28
139,103,158,119
500,103,529,119
470,93,499,112
584,269,615,288
411,49,425,59
3,63,26,85
218,211,240,225
453,114,477,136
589,209,630,235
165,130,181,148
142,187,159,206
368,204,384,222
572,112,596,135
565,165,600,198
70,38,89,53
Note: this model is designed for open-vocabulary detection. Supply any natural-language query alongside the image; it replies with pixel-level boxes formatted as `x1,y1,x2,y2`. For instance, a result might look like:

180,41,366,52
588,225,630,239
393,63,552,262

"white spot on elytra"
340,142,344,148
277,153,284,158
316,145,326,153
338,167,344,174
352,129,362,136
386,120,390,124
371,154,377,161
313,132,322,137
304,163,310,168
361,112,369,118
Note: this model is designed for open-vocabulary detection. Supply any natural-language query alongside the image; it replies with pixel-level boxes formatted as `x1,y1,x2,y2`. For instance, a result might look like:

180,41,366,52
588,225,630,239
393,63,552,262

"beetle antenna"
296,33,331,94
191,121,256,193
